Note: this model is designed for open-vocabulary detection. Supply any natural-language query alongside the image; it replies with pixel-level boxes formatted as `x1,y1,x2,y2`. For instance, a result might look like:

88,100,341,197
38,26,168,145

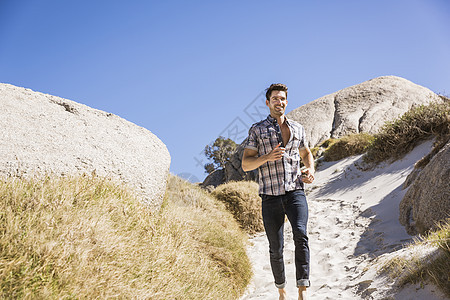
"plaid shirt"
245,115,307,196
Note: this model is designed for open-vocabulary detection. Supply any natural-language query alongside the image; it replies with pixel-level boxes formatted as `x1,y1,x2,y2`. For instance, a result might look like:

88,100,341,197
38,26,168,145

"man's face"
266,90,288,117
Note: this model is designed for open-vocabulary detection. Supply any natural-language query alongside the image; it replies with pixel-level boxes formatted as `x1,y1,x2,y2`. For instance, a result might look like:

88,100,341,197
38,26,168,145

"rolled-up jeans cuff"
297,279,310,287
275,281,287,289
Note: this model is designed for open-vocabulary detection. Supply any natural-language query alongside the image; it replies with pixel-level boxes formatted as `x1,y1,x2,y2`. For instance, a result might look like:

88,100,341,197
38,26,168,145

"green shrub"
319,138,338,149
310,138,337,159
364,100,450,164
322,133,375,161
212,181,264,234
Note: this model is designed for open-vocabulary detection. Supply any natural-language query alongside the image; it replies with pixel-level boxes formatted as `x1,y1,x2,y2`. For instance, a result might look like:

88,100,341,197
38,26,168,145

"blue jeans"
261,189,310,289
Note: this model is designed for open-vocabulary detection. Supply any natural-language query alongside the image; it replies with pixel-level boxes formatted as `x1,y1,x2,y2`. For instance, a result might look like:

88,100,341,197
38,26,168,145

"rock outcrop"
224,138,257,181
0,83,170,210
399,141,450,235
202,168,225,189
201,138,257,189
287,76,442,147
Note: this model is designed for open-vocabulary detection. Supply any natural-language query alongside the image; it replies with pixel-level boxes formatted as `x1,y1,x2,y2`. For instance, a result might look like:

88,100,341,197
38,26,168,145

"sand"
240,140,448,300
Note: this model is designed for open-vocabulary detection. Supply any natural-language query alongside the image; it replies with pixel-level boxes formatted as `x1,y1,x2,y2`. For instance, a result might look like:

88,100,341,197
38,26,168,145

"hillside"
1,80,447,299
0,175,251,299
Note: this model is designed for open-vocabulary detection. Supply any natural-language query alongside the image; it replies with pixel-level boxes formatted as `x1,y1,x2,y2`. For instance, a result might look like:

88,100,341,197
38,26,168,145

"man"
242,83,315,300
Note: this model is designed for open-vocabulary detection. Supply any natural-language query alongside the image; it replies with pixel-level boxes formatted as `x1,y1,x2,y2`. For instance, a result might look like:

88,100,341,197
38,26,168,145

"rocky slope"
400,140,450,235
287,76,442,147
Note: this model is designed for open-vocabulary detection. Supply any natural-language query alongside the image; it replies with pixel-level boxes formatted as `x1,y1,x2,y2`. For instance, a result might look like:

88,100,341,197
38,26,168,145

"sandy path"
240,141,447,300
240,192,371,299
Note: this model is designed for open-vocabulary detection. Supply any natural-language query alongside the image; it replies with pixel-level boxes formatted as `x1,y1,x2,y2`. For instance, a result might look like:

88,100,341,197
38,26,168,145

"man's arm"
299,146,315,183
242,143,285,172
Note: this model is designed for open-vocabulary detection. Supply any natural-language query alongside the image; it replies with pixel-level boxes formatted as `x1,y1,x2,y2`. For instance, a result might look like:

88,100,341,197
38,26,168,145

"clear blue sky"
1,0,449,182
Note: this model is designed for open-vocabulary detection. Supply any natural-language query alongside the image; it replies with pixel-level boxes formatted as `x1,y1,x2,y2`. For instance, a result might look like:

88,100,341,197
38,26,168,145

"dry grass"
364,99,450,164
380,219,450,297
0,174,251,299
212,181,264,234
312,98,449,164
322,133,375,161
310,138,335,160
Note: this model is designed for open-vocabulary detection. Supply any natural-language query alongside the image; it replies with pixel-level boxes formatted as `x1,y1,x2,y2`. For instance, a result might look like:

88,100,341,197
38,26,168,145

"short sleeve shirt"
245,115,308,196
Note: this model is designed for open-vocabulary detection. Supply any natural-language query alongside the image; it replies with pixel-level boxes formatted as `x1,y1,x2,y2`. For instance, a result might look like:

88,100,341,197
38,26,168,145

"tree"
204,136,237,174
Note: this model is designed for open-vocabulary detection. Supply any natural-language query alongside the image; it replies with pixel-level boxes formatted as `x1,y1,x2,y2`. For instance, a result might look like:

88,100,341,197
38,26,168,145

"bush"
212,181,264,234
310,138,337,159
0,174,251,299
323,133,375,161
320,138,338,149
364,100,450,164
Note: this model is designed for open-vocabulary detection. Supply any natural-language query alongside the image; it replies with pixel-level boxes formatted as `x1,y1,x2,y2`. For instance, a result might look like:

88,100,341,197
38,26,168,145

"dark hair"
265,83,288,100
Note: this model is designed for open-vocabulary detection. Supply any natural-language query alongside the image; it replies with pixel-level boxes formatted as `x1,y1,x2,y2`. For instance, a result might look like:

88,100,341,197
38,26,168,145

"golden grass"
322,133,375,161
212,181,264,234
0,174,251,299
380,219,450,297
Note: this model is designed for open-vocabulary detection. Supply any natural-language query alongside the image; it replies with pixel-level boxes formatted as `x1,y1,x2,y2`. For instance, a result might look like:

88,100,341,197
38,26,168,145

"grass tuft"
0,174,251,299
380,219,450,297
212,181,264,234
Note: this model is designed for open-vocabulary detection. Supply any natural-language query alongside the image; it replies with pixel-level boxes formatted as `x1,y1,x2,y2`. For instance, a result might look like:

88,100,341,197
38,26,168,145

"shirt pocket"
259,130,279,154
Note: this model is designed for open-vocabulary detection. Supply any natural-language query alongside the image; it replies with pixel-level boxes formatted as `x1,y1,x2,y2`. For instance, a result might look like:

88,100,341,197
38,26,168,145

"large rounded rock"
0,83,170,210
287,76,442,147
288,94,336,148
399,141,450,235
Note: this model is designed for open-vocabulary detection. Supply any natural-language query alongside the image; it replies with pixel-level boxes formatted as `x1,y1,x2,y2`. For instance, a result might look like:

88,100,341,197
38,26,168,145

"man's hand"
299,146,315,184
242,143,285,172
266,143,285,162
300,168,315,184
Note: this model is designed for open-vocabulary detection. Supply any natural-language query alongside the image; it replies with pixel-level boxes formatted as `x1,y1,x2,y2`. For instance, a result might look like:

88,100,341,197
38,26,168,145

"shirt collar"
266,114,291,126
266,114,277,124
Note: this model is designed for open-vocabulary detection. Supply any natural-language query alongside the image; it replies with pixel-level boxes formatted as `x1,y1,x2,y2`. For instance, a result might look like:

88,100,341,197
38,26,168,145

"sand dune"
240,140,447,300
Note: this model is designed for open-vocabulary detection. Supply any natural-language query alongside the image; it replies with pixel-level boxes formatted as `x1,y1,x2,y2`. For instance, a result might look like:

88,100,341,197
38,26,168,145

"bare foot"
278,288,287,300
298,286,307,300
